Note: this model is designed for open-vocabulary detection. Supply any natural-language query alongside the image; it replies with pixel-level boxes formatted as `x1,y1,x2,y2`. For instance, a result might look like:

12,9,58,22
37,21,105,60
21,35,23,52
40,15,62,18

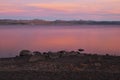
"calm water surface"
0,25,120,57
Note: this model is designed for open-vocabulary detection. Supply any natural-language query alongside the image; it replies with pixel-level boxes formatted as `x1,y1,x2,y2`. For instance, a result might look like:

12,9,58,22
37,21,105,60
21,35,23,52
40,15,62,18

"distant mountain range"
0,19,120,25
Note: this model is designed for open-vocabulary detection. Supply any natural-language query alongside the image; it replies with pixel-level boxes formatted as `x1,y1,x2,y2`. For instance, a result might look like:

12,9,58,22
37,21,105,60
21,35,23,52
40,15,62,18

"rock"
19,50,32,57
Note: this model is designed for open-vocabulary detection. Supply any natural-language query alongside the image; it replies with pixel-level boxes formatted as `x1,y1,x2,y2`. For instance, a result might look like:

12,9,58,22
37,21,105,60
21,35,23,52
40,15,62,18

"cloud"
0,4,25,14
0,0,120,20
26,2,120,15
27,3,80,12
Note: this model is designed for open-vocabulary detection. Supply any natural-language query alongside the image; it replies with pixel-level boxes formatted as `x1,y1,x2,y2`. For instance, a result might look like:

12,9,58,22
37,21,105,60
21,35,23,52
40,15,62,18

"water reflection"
0,25,120,57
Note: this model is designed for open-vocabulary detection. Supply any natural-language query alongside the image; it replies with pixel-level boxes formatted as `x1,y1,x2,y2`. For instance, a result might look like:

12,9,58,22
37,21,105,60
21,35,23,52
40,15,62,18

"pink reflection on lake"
0,25,120,57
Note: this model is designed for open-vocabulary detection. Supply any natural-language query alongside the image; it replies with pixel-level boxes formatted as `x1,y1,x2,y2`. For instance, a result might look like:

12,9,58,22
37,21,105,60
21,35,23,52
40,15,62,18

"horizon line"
0,19,120,22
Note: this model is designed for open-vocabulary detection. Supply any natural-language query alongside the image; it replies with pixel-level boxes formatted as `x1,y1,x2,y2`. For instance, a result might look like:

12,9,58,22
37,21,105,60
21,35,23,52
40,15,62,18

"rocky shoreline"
0,49,120,80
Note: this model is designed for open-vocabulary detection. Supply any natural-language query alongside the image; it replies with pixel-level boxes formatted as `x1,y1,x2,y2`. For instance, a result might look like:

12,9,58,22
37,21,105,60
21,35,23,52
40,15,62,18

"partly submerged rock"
19,50,32,57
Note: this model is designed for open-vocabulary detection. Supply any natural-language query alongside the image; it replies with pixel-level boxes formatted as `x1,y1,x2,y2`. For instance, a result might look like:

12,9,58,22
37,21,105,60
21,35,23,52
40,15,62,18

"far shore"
0,19,120,25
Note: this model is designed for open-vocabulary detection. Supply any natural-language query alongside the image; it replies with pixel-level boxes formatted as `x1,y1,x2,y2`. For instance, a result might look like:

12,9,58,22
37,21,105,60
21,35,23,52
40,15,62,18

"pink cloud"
0,0,120,20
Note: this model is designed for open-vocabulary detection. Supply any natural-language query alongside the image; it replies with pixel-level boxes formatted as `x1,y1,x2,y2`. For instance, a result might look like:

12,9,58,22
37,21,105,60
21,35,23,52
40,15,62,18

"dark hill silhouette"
0,19,120,25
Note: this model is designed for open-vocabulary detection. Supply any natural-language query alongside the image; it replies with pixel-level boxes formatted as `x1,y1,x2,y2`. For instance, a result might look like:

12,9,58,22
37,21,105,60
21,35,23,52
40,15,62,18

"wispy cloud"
0,0,120,20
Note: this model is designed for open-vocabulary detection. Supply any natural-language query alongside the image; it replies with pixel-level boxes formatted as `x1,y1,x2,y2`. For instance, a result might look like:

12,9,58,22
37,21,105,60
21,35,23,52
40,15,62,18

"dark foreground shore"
0,71,120,80
0,50,120,80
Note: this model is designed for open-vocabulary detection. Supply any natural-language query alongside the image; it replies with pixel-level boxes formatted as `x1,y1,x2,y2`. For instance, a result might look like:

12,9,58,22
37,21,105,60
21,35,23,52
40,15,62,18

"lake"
0,25,120,57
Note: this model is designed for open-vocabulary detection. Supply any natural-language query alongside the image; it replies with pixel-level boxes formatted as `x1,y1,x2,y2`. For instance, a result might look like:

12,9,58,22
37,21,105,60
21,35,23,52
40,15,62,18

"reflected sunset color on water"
0,25,120,57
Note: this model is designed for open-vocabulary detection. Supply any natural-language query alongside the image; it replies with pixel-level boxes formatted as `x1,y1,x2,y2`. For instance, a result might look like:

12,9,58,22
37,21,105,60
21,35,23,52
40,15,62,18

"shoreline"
0,19,120,25
0,50,120,71
0,50,120,80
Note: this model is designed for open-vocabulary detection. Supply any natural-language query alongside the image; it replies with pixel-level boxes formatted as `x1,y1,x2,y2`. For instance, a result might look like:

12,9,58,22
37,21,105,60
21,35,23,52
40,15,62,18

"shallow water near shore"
0,25,120,57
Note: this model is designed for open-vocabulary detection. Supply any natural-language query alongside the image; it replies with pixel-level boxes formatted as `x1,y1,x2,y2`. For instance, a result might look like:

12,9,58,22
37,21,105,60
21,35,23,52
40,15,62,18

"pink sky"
0,0,120,20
